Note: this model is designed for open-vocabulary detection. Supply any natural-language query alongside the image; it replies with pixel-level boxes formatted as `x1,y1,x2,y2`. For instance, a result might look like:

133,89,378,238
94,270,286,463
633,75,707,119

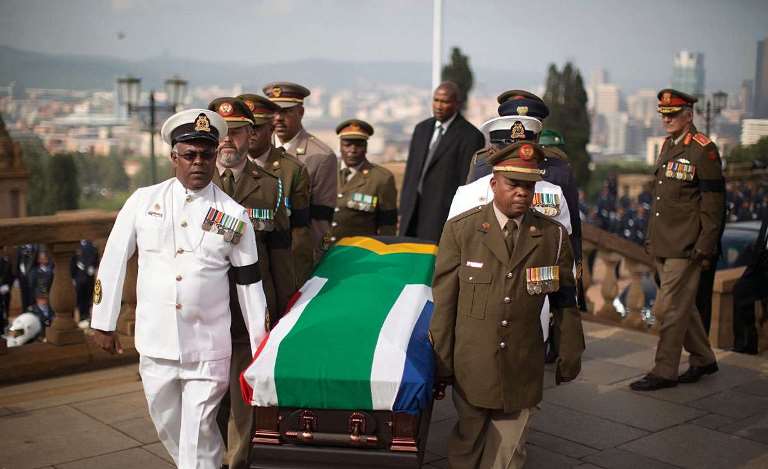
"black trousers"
75,278,95,321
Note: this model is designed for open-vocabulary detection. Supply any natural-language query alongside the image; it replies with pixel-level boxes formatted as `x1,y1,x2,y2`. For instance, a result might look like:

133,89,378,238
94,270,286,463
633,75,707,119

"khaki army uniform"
331,161,398,242
646,126,724,380
276,128,338,261
213,159,294,469
430,204,584,468
256,145,314,286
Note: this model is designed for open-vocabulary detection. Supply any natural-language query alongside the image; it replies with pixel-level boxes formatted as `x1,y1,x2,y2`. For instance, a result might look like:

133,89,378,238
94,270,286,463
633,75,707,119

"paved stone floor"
2,321,768,469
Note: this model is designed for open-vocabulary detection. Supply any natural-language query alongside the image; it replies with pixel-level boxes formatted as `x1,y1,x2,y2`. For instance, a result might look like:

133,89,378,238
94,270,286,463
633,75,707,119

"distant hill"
0,45,542,93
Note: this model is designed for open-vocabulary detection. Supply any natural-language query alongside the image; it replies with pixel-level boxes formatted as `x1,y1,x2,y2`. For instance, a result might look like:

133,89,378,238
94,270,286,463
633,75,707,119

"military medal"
246,208,275,232
202,207,217,231
665,160,695,181
347,193,378,212
526,265,560,295
532,192,561,217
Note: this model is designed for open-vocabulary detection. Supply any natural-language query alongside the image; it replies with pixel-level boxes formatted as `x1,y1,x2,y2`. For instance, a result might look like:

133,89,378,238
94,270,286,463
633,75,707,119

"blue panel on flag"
393,300,435,414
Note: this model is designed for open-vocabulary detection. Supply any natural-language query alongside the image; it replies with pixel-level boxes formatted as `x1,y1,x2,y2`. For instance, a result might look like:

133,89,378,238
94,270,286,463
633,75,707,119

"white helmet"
5,313,43,347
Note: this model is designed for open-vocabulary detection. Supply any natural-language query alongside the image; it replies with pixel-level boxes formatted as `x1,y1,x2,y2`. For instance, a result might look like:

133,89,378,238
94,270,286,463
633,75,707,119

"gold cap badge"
218,102,233,116
271,86,282,98
516,106,529,116
519,144,535,160
194,114,211,132
510,121,526,140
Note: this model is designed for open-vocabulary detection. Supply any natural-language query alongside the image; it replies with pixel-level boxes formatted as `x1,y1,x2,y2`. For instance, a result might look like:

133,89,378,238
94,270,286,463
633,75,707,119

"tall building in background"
739,80,753,115
672,51,705,97
754,37,768,118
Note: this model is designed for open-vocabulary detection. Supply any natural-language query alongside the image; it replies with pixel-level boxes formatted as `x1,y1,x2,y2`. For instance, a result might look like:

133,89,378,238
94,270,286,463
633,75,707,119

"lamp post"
117,75,188,184
695,91,728,136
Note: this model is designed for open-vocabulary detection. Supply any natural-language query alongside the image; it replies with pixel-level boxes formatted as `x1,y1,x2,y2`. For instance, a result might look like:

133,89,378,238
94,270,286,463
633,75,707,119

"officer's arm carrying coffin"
241,236,437,469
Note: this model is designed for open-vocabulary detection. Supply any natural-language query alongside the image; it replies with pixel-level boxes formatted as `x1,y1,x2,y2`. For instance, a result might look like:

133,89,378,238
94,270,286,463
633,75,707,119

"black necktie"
222,169,235,197
505,220,517,257
418,124,444,193
341,168,351,182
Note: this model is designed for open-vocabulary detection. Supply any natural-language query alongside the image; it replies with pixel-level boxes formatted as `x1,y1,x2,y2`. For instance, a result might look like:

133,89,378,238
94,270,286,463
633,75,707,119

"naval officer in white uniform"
90,109,268,469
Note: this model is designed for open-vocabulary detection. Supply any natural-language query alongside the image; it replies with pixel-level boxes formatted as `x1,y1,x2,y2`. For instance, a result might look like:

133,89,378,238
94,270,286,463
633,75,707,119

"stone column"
117,254,137,336
596,251,622,322
46,241,85,345
581,242,596,313
622,260,652,330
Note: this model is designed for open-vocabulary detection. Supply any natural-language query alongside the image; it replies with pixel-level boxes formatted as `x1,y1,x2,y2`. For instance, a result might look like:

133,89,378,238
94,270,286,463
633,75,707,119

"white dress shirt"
91,178,268,363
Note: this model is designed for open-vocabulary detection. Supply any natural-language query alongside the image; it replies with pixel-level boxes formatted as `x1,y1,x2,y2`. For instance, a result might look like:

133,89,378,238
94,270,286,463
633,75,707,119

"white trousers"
139,355,230,469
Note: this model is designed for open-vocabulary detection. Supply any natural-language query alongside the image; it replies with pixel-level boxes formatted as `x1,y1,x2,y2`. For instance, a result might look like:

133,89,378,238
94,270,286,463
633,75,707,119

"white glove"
0,284,9,294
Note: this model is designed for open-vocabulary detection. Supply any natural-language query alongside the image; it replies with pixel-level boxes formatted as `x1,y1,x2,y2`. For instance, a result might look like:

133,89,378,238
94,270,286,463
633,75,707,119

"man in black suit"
399,81,485,242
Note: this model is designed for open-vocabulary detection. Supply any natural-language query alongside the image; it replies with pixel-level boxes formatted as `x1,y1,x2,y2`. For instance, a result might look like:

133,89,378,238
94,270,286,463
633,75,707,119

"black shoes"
678,362,719,383
629,374,678,391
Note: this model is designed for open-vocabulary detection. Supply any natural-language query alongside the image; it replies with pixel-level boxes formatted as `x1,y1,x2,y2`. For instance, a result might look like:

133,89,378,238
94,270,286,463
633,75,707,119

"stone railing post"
596,251,623,322
46,241,85,345
710,266,746,349
581,242,596,313
117,254,137,336
622,260,653,330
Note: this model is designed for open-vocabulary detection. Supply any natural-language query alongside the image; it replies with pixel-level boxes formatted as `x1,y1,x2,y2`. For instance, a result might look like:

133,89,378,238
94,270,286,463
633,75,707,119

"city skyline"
1,0,767,94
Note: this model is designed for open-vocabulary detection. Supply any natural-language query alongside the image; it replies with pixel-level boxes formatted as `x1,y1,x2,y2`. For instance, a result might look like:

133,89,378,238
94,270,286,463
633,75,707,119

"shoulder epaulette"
692,133,711,146
449,205,484,223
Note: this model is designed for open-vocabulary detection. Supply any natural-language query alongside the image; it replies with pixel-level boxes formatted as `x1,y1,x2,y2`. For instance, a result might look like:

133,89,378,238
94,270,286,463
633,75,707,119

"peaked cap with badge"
497,89,550,120
236,93,280,125
160,109,227,146
656,88,698,114
489,142,545,182
208,97,255,129
262,82,311,109
335,118,374,140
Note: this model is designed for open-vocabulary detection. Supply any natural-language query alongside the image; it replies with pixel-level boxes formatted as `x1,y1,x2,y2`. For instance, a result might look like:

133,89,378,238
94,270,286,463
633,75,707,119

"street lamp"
117,75,188,184
695,91,728,136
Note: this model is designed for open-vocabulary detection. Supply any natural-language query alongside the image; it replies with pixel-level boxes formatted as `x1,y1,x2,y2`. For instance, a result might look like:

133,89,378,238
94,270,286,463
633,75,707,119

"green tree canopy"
441,47,474,110
542,62,592,188
47,153,80,211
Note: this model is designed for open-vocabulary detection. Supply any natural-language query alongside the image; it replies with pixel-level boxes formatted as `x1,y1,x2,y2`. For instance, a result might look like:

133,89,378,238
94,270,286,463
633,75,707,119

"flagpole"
432,0,443,92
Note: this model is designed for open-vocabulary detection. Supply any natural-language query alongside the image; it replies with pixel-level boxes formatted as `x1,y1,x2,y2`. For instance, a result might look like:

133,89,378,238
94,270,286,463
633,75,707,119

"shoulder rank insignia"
692,133,711,146
347,193,378,212
526,265,560,295
684,133,692,145
664,160,696,182
93,279,102,304
532,192,561,217
203,207,245,244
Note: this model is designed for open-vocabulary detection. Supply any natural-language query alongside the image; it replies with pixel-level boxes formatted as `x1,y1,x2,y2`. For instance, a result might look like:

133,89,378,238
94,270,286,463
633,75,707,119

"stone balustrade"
0,210,139,353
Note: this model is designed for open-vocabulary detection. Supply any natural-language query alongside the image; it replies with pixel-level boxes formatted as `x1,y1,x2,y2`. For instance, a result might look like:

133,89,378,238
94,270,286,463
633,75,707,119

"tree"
17,137,53,215
441,47,474,110
542,62,592,188
47,153,80,211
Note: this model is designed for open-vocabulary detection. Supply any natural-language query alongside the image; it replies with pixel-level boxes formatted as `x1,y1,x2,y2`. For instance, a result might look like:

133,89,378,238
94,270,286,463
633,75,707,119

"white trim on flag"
244,276,328,406
369,284,433,410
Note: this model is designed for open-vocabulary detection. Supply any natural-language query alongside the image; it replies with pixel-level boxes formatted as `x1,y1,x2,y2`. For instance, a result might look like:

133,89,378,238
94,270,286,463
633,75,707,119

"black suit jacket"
399,114,484,242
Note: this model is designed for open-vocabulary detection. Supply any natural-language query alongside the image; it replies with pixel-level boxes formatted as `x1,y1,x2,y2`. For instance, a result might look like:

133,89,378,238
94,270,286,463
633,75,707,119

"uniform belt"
290,207,310,227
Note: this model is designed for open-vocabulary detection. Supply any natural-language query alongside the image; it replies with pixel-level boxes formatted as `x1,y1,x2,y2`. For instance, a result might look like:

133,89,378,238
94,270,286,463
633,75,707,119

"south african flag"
240,236,437,414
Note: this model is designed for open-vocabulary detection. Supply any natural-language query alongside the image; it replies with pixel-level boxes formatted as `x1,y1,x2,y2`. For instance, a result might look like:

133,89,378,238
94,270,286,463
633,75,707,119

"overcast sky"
1,0,766,93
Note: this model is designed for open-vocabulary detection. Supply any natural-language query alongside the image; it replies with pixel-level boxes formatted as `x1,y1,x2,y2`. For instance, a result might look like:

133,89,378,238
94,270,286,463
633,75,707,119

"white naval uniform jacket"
90,178,267,362
446,175,573,342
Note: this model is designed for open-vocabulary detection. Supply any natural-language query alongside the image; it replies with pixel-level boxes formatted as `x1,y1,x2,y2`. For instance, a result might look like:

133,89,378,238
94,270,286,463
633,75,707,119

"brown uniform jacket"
647,126,726,259
331,161,398,242
258,146,314,286
213,160,295,340
277,128,338,259
430,204,584,412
